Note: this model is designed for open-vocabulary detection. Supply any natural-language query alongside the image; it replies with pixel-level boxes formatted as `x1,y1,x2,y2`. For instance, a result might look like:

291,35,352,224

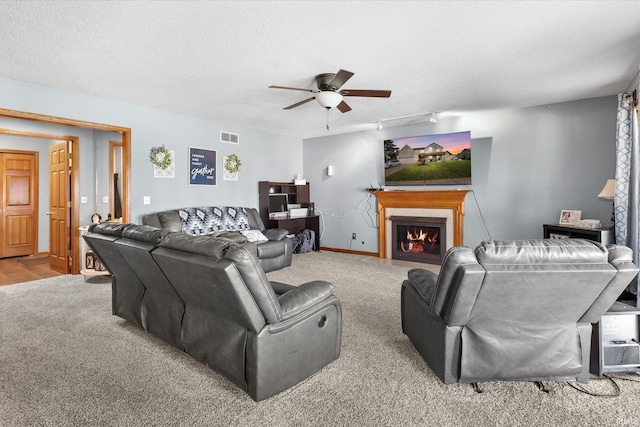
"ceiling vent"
220,131,239,144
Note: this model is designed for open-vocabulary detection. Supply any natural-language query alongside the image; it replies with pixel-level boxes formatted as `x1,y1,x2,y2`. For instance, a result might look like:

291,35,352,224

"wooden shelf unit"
258,181,319,250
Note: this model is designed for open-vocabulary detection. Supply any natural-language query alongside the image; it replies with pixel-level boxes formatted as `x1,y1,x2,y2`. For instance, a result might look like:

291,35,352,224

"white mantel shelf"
374,189,470,259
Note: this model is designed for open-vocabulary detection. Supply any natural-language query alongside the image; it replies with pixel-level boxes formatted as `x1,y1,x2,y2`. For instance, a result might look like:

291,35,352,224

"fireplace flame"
401,228,439,253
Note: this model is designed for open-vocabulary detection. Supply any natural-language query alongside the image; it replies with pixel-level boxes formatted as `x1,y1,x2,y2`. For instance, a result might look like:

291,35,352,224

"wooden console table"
542,223,613,245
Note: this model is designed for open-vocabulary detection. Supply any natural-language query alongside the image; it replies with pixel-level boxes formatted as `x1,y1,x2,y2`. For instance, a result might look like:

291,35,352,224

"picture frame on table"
559,209,581,225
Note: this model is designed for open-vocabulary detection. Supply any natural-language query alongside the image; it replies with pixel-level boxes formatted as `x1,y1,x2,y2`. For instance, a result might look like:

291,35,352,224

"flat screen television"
269,193,289,216
384,130,471,186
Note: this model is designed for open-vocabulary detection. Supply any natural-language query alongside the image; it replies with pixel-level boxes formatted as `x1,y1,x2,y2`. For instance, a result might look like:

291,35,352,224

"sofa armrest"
264,228,289,241
271,281,296,295
278,280,335,320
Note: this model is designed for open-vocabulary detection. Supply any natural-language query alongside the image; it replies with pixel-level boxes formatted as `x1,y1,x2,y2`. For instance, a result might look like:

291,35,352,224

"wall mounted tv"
384,130,471,186
268,193,289,217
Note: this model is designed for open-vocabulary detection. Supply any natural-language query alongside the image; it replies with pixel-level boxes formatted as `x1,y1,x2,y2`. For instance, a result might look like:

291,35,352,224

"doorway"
0,109,131,274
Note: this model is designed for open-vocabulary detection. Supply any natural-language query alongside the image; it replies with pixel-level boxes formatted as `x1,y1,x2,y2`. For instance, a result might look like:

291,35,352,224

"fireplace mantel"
375,190,470,259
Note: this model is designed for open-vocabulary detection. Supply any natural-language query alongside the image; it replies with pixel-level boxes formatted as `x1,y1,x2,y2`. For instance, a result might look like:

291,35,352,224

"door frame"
0,129,78,271
0,109,131,274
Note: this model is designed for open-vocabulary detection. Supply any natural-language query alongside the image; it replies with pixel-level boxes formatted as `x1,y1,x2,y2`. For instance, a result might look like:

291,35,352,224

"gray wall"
0,77,303,231
0,75,618,255
303,95,618,251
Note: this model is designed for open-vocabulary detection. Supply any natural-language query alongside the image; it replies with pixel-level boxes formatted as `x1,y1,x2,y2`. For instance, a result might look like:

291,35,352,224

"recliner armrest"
278,280,335,320
264,228,289,241
407,268,438,306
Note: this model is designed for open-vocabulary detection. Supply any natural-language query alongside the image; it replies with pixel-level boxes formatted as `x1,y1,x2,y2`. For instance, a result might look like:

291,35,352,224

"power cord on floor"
565,375,621,398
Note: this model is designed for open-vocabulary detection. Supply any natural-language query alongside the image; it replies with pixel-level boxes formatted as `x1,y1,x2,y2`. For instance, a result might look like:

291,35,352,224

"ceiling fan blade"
341,89,392,98
336,101,352,113
269,85,317,93
328,69,354,90
283,97,315,110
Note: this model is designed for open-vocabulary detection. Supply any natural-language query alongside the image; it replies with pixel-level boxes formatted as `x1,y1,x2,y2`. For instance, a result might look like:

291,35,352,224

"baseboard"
320,247,379,257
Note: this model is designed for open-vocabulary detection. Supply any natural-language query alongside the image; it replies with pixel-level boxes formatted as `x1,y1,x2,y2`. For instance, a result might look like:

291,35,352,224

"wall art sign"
189,147,216,186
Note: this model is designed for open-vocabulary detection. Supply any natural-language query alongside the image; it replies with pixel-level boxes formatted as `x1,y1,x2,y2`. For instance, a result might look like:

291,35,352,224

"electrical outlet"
352,233,356,240
102,195,109,204
143,196,151,205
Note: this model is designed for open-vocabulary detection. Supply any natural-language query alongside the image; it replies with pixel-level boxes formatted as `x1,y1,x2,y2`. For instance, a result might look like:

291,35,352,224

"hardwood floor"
0,255,63,286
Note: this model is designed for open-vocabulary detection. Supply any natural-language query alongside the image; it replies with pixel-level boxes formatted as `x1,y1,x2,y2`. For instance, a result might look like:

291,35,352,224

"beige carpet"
1,251,639,426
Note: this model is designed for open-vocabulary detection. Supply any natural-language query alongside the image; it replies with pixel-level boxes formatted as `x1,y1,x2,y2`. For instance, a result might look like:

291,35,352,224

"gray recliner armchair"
401,239,639,385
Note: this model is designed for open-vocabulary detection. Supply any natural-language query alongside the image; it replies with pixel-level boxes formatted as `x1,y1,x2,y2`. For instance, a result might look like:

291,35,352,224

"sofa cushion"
179,207,251,235
157,210,182,232
159,232,231,259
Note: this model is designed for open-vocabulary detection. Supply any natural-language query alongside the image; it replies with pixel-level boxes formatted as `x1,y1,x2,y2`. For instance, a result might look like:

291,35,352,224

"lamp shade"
598,179,615,199
316,91,343,108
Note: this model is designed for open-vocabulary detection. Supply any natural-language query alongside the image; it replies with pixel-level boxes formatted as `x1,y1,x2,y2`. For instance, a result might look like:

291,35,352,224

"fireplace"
390,216,447,264
375,190,469,263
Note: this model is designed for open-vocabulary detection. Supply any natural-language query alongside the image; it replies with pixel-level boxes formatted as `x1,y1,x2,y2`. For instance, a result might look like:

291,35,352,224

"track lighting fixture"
373,111,442,129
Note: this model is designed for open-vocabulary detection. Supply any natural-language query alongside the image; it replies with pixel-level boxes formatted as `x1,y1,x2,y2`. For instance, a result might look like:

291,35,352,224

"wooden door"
0,152,37,258
49,142,69,274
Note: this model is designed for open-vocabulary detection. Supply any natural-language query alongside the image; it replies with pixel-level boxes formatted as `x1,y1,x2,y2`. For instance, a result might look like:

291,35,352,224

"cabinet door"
296,184,310,204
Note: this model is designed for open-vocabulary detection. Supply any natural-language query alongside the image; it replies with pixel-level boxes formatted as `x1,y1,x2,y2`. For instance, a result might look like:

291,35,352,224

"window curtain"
615,92,640,294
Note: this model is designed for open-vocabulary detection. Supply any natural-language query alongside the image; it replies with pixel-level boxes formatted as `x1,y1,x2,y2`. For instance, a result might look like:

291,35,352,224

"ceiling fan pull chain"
326,107,330,131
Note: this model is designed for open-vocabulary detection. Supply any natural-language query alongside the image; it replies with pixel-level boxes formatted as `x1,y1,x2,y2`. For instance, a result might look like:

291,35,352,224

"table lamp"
598,179,615,223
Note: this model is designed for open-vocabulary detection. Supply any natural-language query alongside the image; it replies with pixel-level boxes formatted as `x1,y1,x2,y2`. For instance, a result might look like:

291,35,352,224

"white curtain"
615,92,640,294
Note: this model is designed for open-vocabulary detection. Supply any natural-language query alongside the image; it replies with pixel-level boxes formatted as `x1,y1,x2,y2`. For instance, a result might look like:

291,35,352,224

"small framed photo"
559,210,581,225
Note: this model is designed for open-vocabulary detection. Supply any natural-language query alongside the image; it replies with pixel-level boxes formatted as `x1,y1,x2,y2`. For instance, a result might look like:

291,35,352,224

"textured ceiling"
2,1,640,139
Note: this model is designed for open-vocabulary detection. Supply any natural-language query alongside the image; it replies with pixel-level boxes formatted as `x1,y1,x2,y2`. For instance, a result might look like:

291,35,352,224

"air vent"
220,131,239,144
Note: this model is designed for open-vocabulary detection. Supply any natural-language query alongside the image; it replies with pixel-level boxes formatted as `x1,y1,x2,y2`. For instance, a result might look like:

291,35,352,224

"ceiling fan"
269,69,391,113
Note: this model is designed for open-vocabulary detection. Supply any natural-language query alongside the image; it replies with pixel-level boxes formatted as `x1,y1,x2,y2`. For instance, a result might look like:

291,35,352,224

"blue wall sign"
189,147,216,186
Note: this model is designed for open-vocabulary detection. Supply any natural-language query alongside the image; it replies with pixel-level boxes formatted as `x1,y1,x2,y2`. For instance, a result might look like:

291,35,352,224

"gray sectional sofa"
142,206,292,272
83,222,342,401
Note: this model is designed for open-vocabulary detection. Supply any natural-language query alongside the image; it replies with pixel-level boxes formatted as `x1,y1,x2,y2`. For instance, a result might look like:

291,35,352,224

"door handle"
46,212,52,215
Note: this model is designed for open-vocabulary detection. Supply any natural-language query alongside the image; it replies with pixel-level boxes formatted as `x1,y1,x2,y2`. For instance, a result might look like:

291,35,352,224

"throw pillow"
240,229,269,243
179,207,216,235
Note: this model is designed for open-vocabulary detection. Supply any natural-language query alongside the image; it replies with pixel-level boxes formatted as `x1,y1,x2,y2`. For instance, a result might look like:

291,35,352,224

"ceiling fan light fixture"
316,91,343,109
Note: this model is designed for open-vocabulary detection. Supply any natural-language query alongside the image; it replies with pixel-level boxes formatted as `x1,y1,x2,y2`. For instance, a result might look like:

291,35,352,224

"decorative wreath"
149,145,173,169
224,154,242,174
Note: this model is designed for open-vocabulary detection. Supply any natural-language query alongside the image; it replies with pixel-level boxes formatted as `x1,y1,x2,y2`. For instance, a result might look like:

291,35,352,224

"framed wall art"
189,147,216,186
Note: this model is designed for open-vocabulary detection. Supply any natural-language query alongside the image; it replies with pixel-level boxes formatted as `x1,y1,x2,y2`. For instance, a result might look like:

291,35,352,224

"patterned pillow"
222,207,250,231
179,207,216,235
179,206,250,235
